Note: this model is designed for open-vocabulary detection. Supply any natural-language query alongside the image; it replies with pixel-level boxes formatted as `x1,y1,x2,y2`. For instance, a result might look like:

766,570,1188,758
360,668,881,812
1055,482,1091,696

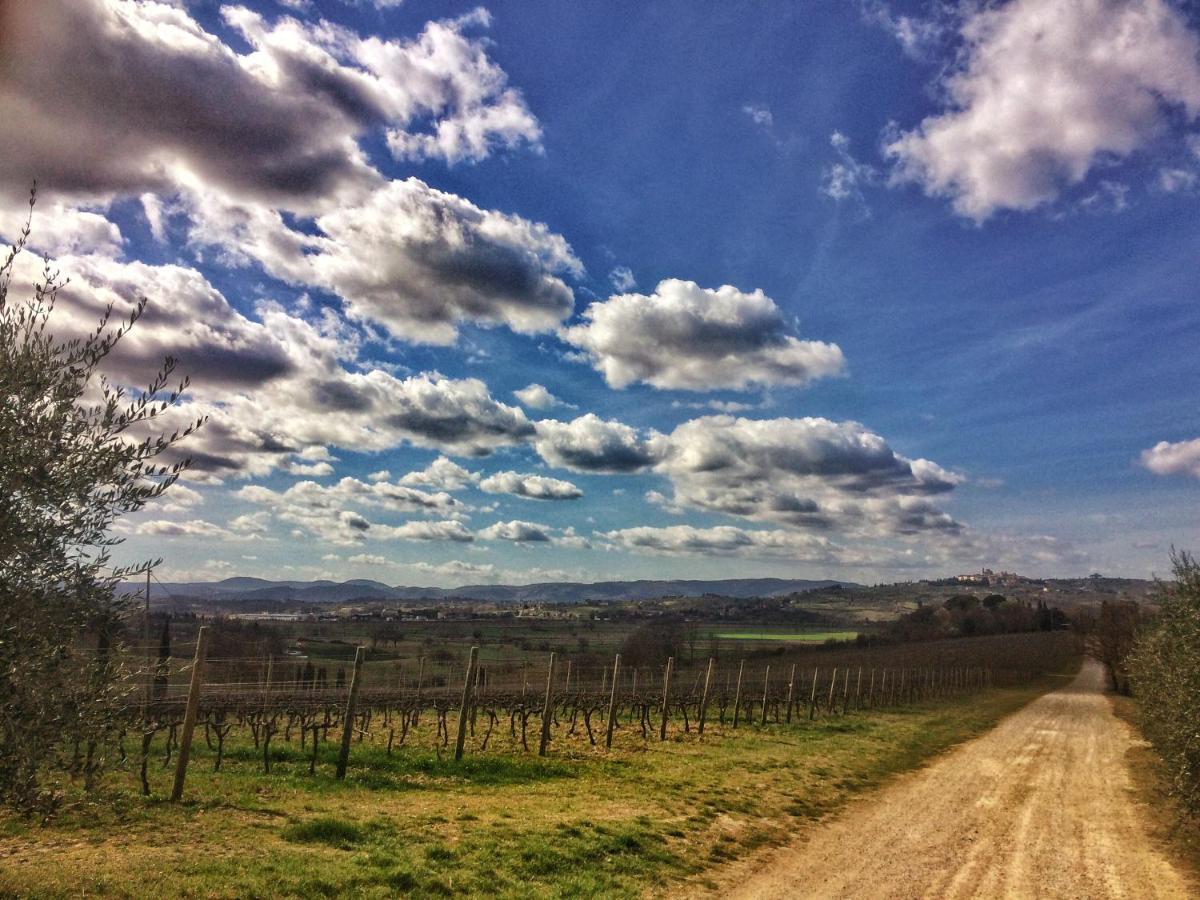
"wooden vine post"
170,626,209,802
538,652,556,756
605,653,621,749
732,659,745,728
827,667,839,715
336,645,366,779
760,664,771,726
808,667,820,719
454,646,479,761
698,657,715,736
659,656,674,741
785,663,797,723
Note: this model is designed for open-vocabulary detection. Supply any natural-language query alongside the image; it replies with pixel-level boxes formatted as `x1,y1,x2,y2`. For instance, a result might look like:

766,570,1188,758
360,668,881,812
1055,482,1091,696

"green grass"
0,675,1073,899
710,630,860,642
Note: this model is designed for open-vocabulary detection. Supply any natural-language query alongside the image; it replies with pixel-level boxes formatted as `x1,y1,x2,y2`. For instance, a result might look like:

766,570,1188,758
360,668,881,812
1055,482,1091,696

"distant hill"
126,576,856,606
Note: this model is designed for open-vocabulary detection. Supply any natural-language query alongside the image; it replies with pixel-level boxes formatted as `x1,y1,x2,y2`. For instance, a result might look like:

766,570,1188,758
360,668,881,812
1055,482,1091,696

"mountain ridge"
128,576,857,605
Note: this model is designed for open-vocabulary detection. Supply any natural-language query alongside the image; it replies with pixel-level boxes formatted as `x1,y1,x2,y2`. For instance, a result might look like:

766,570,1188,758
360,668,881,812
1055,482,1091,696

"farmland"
0,630,1081,897
708,630,860,643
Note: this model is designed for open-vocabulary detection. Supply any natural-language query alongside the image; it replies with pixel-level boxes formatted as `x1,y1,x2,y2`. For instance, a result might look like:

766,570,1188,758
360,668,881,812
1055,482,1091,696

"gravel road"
717,659,1192,899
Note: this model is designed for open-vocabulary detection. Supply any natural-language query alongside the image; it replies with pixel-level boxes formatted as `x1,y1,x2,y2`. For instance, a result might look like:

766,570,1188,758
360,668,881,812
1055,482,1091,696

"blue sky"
2,0,1199,585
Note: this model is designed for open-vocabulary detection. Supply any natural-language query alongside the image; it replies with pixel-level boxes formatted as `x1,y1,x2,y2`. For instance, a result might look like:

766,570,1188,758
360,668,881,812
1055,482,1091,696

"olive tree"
1130,550,1200,820
0,197,202,812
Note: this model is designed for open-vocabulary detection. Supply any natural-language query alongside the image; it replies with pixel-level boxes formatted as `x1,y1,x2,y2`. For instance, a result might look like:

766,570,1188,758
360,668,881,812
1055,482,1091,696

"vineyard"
113,631,1080,801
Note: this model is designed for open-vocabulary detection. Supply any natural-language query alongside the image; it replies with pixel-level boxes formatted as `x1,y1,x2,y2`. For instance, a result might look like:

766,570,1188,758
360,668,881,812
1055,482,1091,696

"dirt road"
716,660,1192,899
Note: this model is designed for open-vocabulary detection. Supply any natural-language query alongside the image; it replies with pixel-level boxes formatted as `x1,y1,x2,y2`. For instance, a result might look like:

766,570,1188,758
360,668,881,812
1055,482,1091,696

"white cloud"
561,279,844,391
860,1,947,61
1,2,571,351
0,1,537,209
608,266,636,292
886,0,1200,221
742,103,774,129
238,476,464,516
533,414,663,473
514,383,575,410
821,132,877,209
377,519,475,542
136,518,242,539
1141,438,1200,479
156,483,204,514
655,415,962,536
531,410,964,538
348,553,389,566
1158,168,1199,193
398,456,479,491
479,471,583,500
235,476,468,544
230,512,272,535
276,179,582,345
287,459,335,477
368,8,542,164
601,524,843,560
477,519,552,543
410,559,498,581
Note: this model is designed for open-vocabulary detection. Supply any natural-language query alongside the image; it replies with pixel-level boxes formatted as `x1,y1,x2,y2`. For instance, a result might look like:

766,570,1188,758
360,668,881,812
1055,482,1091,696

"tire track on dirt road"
707,659,1192,899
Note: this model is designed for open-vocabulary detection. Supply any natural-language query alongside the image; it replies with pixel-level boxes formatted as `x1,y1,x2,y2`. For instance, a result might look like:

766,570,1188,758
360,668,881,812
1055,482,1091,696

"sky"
2,0,1199,587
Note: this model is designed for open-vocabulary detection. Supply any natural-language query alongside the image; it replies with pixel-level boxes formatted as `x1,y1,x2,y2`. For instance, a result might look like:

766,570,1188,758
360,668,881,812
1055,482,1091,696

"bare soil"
702,660,1194,899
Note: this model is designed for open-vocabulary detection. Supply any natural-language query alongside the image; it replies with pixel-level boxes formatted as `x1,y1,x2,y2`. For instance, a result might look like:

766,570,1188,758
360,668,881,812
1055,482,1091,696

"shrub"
1130,550,1200,819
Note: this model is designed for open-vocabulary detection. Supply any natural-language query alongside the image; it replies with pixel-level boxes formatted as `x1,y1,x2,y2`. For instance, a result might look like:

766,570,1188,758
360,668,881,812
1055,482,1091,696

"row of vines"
99,631,1080,799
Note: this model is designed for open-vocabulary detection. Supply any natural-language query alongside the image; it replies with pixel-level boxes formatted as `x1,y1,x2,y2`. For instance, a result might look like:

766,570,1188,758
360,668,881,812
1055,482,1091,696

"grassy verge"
1109,695,1200,885
0,681,1063,899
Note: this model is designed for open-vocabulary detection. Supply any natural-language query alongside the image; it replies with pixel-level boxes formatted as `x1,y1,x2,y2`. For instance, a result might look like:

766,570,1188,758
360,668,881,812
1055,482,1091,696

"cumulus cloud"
886,0,1200,220
235,475,469,543
601,524,843,560
531,410,963,538
655,415,962,535
230,512,272,536
608,266,636,292
287,459,335,477
560,279,844,391
347,553,389,566
410,559,498,581
477,519,552,543
8,234,542,481
398,456,479,491
533,414,662,473
25,254,303,392
1,3,573,349
187,365,532,476
287,179,581,344
1141,438,1200,479
0,1,537,207
513,383,575,410
156,483,204,515
479,471,583,500
136,518,241,539
377,519,475,542
371,372,535,455
238,476,464,517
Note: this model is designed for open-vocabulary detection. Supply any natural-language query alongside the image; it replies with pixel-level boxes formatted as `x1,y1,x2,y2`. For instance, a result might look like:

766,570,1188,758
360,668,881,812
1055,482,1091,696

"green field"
0,681,1061,899
710,630,860,642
